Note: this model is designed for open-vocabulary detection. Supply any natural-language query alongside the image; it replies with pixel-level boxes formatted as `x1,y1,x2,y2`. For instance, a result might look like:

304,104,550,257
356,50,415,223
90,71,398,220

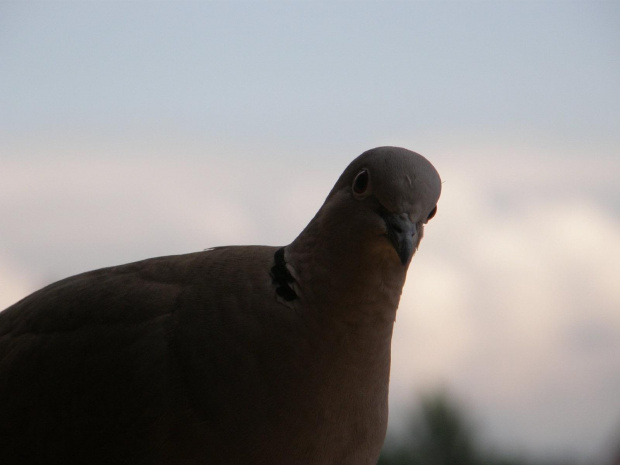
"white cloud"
0,255,34,310
389,163,620,460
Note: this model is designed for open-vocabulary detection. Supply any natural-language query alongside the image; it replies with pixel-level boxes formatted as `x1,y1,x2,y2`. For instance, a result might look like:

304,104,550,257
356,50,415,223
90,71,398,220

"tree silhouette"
378,391,540,465
379,391,478,465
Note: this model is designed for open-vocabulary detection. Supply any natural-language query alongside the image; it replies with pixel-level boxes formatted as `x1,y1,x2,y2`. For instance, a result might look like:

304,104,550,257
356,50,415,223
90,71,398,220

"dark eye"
426,205,437,222
352,169,369,196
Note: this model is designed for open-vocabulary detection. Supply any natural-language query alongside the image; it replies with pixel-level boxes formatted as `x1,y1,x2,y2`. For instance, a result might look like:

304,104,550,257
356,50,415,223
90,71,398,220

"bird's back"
0,247,282,464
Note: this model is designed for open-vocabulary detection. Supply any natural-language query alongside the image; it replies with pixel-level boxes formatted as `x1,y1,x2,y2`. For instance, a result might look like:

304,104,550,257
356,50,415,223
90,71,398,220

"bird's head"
318,146,442,267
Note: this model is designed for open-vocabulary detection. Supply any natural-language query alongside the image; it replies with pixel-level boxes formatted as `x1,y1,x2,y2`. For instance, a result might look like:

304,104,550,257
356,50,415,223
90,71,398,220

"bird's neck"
285,220,408,328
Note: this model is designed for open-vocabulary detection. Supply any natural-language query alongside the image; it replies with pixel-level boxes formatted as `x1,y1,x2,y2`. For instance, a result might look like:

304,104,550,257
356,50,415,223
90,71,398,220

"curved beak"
382,212,416,265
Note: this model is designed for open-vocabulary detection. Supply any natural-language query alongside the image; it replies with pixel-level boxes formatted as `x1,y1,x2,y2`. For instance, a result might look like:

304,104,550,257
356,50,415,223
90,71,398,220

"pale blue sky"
2,1,619,156
1,1,619,462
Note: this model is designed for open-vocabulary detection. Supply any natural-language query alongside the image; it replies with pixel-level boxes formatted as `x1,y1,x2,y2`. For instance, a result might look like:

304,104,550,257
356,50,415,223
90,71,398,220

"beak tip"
381,211,416,267
397,240,414,266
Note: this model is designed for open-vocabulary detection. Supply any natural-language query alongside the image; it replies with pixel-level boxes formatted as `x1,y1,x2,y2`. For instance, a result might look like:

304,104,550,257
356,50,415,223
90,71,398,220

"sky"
1,1,619,462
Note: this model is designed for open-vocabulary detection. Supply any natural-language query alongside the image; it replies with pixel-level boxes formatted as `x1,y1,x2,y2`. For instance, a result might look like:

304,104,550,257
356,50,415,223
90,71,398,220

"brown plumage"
0,147,441,465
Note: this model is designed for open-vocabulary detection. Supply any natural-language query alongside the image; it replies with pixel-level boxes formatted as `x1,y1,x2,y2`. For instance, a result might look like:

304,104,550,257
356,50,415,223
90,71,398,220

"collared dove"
0,146,441,465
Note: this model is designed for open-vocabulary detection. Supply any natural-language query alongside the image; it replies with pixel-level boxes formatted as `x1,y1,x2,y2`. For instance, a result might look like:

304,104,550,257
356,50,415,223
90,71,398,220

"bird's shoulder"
0,245,280,339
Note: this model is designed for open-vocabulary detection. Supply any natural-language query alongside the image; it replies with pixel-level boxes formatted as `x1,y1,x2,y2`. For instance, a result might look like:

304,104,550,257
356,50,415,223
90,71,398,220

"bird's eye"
425,205,437,223
352,169,370,197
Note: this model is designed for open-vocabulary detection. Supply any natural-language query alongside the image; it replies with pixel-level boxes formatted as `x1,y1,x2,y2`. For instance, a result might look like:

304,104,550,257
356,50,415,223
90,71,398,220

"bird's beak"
382,212,416,265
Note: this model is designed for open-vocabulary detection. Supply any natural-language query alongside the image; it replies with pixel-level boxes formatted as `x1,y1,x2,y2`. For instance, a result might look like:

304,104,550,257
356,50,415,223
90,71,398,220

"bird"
0,146,441,465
